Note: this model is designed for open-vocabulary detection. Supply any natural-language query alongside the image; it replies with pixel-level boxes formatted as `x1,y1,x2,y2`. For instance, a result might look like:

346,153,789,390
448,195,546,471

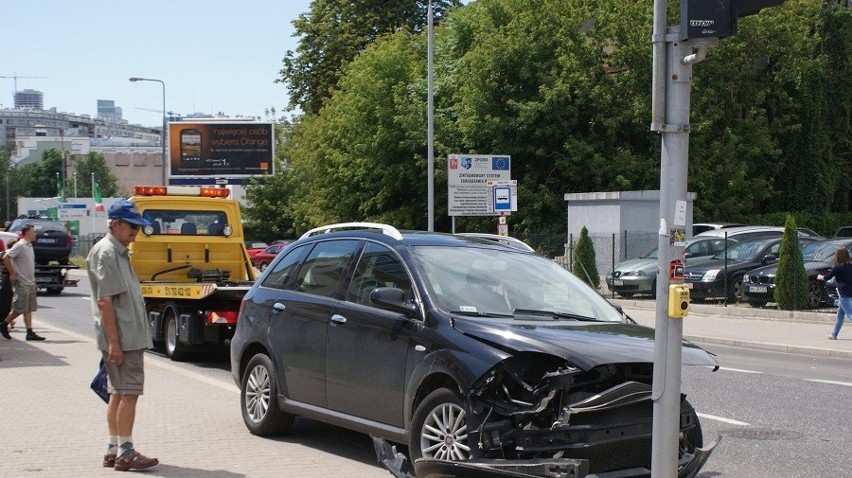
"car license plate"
38,238,56,244
613,280,623,286
749,285,767,293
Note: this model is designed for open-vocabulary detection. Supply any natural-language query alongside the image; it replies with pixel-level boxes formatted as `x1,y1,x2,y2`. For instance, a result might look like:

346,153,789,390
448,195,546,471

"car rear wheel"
410,387,471,462
259,262,269,272
241,354,294,436
617,292,635,299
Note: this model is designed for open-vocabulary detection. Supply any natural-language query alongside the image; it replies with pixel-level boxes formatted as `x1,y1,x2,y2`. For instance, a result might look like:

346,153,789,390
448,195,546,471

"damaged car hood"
452,319,716,370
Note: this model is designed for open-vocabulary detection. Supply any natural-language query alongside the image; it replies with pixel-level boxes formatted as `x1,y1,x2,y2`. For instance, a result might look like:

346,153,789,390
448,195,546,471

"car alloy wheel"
240,354,294,436
411,388,471,462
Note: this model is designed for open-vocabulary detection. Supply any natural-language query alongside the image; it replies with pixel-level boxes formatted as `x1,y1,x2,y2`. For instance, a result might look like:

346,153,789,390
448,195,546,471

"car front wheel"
241,354,294,436
409,387,471,462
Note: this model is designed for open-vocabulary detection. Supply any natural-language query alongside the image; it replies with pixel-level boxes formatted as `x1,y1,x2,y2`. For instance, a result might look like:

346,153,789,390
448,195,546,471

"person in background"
0,237,20,325
817,247,852,340
87,199,158,471
0,225,44,341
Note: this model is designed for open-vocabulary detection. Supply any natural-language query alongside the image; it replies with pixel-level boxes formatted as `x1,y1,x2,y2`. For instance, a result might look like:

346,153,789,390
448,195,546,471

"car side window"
261,244,309,290
346,242,413,306
294,240,360,298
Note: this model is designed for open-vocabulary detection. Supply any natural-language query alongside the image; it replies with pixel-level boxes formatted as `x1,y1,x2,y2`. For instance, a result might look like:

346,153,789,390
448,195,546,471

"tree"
72,152,120,198
774,215,808,310
278,0,460,114
283,31,432,233
573,226,600,289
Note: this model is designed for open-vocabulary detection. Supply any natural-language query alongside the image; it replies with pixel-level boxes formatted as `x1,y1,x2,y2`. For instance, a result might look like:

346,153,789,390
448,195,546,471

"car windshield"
713,240,768,261
802,242,847,262
409,246,623,322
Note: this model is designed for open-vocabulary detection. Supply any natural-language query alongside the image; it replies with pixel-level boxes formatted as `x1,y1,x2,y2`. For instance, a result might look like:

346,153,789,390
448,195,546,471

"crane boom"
0,72,48,93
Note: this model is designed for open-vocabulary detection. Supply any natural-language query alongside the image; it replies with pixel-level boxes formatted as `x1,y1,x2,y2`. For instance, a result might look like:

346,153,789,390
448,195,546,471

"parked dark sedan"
742,239,852,308
7,217,73,265
684,237,814,302
231,222,718,477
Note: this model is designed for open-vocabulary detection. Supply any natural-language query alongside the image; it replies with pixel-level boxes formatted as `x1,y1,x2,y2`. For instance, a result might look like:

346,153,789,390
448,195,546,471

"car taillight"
66,234,73,248
206,310,238,324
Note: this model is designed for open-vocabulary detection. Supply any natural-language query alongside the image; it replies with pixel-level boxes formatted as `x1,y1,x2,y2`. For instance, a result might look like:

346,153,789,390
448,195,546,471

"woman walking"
817,247,852,340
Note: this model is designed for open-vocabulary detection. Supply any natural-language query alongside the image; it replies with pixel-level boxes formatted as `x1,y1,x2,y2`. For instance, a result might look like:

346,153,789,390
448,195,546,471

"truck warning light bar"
133,186,230,198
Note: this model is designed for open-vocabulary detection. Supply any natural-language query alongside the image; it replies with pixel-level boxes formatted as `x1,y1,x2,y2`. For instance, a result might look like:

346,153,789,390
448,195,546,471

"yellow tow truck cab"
129,185,257,360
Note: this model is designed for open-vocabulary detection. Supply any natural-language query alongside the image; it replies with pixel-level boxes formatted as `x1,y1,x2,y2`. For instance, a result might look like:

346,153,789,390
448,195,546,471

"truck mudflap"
372,436,720,478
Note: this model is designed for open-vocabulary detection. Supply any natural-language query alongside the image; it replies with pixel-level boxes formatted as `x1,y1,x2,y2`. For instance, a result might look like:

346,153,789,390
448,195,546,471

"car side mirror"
369,287,418,316
763,254,778,264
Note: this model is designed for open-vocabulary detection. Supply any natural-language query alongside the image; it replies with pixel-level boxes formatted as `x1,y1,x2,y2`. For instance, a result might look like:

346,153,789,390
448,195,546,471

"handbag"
90,358,110,404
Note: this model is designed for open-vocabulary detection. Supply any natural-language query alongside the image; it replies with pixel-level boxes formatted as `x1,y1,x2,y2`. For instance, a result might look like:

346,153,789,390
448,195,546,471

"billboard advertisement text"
169,122,274,178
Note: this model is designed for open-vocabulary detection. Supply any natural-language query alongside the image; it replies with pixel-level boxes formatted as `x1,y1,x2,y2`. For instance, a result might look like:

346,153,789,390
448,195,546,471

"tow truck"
128,185,256,360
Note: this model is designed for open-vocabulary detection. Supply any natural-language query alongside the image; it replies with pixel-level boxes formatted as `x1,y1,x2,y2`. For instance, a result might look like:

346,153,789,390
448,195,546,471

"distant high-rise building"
14,89,43,109
97,99,123,123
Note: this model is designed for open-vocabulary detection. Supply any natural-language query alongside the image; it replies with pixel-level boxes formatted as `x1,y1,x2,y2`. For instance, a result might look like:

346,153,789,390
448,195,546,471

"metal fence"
72,233,105,259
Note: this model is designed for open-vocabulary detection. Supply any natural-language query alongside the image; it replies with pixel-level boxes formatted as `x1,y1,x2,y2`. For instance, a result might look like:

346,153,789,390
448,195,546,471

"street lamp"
129,77,167,185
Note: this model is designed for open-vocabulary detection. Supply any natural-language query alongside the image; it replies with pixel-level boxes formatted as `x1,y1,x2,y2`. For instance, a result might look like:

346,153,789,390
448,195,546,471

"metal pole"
129,77,167,186
161,80,167,186
73,172,77,198
427,1,435,231
650,26,716,477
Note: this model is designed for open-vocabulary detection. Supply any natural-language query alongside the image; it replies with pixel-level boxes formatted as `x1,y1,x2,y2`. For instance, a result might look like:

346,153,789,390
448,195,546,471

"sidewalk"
0,325,385,478
614,299,852,359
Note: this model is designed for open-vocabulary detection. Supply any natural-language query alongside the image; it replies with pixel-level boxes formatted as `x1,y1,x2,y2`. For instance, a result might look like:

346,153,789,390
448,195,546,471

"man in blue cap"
87,199,159,471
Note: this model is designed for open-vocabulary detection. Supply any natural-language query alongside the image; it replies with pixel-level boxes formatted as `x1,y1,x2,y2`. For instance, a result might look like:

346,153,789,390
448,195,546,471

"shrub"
774,215,808,310
573,226,600,289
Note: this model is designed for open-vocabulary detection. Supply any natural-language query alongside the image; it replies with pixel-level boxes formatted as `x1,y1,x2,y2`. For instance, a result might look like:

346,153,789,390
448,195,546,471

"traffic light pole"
650,25,717,478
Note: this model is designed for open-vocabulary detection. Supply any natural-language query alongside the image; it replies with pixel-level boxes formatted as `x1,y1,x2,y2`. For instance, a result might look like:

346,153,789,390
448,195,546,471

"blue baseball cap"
108,199,151,226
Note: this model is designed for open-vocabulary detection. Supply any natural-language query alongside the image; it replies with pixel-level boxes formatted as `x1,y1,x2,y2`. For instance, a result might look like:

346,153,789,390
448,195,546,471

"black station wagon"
230,223,718,477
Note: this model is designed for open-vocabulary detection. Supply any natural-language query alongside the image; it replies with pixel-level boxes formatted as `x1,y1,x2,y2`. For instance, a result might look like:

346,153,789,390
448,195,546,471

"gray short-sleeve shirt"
87,233,153,351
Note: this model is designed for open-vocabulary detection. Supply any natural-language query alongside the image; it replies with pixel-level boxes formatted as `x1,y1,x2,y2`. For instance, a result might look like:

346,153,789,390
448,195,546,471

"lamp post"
129,77,167,185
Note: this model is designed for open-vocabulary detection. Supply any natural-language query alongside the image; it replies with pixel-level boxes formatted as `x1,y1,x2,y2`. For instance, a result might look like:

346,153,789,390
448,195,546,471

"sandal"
113,450,158,471
103,454,116,467
828,335,837,340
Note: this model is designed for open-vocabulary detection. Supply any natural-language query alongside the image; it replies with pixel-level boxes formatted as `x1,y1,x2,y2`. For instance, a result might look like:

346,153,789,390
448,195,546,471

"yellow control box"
668,284,690,318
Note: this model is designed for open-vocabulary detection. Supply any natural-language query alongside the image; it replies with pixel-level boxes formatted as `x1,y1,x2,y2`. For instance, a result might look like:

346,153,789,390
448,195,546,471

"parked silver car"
606,237,734,298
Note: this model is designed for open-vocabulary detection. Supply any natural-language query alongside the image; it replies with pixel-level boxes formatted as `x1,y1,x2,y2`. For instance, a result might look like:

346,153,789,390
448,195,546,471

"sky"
1,0,314,127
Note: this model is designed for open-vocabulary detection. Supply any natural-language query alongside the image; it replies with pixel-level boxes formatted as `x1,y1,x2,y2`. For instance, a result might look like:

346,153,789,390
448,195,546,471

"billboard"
168,122,274,179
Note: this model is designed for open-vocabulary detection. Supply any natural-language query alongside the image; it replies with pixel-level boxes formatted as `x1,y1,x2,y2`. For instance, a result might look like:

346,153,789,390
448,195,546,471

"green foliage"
250,0,850,240
242,170,296,242
573,226,600,289
774,215,808,310
283,31,433,233
72,152,120,198
279,0,461,114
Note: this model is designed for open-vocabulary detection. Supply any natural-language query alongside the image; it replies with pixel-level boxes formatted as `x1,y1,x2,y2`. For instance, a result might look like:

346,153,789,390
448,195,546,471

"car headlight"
624,270,646,277
703,269,720,281
742,273,752,282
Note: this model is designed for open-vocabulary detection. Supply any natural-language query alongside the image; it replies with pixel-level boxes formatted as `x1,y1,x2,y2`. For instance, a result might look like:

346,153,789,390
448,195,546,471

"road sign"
447,154,511,216
488,179,517,213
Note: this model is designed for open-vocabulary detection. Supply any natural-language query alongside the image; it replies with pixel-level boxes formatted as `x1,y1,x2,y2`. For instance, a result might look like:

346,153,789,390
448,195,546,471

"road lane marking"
718,366,763,374
697,413,750,426
807,379,852,388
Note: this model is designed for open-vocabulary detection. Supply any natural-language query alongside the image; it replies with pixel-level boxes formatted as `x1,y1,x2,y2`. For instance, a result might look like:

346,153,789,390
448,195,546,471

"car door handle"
273,302,286,312
330,314,347,325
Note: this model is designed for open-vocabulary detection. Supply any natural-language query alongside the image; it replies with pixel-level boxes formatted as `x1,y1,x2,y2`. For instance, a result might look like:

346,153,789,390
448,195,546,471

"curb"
685,335,852,360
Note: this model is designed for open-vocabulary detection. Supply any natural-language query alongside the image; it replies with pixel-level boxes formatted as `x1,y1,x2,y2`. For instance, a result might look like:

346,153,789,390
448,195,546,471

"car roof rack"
300,222,403,241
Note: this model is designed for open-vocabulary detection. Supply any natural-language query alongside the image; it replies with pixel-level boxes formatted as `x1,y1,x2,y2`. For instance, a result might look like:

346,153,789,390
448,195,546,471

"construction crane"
136,107,180,122
0,72,47,93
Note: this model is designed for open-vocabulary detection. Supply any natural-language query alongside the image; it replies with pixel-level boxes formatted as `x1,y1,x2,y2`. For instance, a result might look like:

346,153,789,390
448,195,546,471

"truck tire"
164,311,189,361
45,287,63,296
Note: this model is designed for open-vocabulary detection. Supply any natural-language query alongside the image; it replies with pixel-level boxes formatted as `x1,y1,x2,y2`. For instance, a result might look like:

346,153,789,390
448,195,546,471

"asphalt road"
35,277,852,477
